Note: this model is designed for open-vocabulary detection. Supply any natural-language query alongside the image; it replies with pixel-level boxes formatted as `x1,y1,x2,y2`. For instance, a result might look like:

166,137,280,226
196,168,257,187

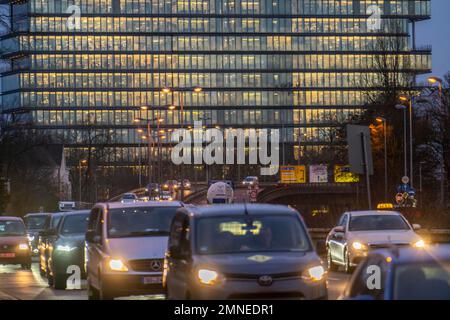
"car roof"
60,210,90,217
369,244,450,264
345,210,401,217
104,201,183,210
0,216,23,221
24,212,52,217
182,204,298,218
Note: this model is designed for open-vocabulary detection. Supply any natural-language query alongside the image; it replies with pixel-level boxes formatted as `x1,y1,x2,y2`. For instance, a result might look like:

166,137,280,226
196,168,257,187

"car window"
50,215,63,229
196,215,311,255
393,262,450,299
0,220,26,236
349,215,410,231
24,215,48,230
88,208,102,237
338,214,348,228
107,206,178,238
168,214,185,249
60,214,90,235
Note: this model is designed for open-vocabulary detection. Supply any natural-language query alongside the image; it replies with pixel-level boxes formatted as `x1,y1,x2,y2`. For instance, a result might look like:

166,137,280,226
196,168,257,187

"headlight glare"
198,269,219,285
56,245,77,252
109,258,129,272
413,239,426,248
302,265,326,282
352,241,366,250
18,243,29,250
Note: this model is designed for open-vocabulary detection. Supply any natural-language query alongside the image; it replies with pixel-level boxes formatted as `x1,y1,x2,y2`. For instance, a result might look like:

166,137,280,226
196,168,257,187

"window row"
29,53,431,71
30,16,408,34
30,0,430,16
3,90,375,109
19,35,409,52
17,72,412,90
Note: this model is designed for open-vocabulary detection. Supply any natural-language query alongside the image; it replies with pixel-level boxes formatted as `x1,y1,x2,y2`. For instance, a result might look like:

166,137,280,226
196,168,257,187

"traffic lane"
1,264,351,300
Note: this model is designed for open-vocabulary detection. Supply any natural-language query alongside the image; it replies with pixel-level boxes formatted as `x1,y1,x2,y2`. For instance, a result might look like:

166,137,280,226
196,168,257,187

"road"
0,261,350,300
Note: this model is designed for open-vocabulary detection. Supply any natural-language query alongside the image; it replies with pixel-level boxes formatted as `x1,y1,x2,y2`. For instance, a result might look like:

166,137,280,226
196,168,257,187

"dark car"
46,210,90,289
24,212,52,255
38,212,65,276
163,204,328,300
340,244,450,300
0,217,32,269
147,183,160,200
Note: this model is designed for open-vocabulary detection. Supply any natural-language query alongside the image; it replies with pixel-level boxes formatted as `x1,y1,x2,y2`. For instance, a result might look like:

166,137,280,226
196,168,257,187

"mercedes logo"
150,260,162,271
2,245,8,249
258,275,273,286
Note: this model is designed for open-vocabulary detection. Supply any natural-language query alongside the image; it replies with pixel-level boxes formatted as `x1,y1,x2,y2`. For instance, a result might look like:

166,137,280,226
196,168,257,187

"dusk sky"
417,0,450,82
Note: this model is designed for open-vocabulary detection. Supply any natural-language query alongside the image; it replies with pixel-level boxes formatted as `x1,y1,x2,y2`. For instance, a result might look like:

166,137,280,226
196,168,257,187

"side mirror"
86,230,101,244
315,240,327,255
412,224,421,231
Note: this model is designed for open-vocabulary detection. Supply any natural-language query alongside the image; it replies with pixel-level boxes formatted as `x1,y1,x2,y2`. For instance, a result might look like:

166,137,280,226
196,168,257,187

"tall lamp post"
162,86,203,201
428,76,446,206
376,117,388,201
395,104,408,179
78,159,87,203
398,94,415,188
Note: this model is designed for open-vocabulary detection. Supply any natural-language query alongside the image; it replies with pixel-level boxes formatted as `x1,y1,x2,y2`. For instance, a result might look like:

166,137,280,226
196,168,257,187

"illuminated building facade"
0,0,431,182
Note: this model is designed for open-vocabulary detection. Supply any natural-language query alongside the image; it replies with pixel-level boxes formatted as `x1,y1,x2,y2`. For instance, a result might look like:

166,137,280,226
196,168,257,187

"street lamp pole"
396,104,408,179
376,117,388,201
78,159,87,203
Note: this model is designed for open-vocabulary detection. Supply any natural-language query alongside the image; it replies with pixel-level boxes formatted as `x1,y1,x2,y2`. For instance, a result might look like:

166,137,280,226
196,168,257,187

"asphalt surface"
0,261,350,300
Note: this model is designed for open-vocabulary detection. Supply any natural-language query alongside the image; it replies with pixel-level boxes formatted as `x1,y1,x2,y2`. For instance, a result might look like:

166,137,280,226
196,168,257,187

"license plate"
0,253,15,258
142,276,162,284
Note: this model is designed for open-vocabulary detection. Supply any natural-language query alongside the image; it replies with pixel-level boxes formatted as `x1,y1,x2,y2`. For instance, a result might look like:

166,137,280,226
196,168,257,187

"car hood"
348,230,421,244
56,234,85,247
106,236,168,260
194,251,321,275
0,235,28,245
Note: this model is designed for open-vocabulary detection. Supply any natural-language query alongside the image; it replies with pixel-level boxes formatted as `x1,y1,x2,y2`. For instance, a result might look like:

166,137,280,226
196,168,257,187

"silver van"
85,201,182,299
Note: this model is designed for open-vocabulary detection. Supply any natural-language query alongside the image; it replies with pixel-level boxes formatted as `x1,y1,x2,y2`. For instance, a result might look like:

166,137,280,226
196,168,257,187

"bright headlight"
198,269,219,285
302,265,326,282
109,259,128,272
413,239,426,248
27,235,35,242
56,245,77,252
352,241,366,250
18,243,29,250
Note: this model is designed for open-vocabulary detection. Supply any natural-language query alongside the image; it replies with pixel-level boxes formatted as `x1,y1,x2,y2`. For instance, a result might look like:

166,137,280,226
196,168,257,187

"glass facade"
0,0,431,176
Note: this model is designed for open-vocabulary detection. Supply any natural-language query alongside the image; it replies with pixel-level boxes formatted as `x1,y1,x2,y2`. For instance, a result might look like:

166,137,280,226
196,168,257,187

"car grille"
224,271,300,280
228,292,304,300
0,244,15,252
128,259,164,272
368,243,410,249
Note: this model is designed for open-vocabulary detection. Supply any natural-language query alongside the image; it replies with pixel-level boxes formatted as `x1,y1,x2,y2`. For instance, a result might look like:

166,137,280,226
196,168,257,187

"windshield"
122,194,136,200
61,214,89,235
349,215,410,231
0,220,26,236
107,206,179,238
394,262,450,299
24,215,47,230
196,215,311,255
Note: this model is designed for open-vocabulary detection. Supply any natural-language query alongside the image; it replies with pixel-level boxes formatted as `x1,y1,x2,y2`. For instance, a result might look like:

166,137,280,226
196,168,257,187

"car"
0,217,31,269
160,190,174,201
46,210,91,289
121,193,138,203
163,204,328,300
208,180,234,189
177,179,191,190
85,201,183,299
38,212,65,276
326,210,424,273
340,244,450,300
24,212,52,255
147,183,160,200
242,176,259,186
163,180,179,191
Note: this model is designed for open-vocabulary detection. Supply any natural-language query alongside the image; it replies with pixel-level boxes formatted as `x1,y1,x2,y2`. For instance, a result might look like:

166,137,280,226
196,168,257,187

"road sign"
280,165,306,183
347,125,373,175
248,189,258,203
334,165,360,183
401,176,410,184
310,165,328,183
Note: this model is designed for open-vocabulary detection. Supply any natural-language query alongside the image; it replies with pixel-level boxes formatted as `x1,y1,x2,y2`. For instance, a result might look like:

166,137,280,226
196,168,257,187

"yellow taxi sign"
377,203,394,210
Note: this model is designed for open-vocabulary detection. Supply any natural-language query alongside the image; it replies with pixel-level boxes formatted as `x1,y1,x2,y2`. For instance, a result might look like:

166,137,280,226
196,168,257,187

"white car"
326,210,424,273
242,176,259,186
121,193,138,203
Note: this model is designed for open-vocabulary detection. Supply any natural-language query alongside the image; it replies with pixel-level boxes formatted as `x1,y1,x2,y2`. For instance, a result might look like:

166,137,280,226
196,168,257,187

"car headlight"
302,265,326,282
27,235,35,242
108,258,129,272
413,239,426,248
18,243,29,250
56,245,77,252
352,241,367,250
197,269,220,285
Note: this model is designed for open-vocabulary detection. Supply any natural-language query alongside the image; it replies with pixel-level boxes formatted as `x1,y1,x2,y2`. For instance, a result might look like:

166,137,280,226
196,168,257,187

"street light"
398,94,414,188
78,159,87,203
376,117,388,201
395,104,408,179
428,76,443,97
161,86,203,201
